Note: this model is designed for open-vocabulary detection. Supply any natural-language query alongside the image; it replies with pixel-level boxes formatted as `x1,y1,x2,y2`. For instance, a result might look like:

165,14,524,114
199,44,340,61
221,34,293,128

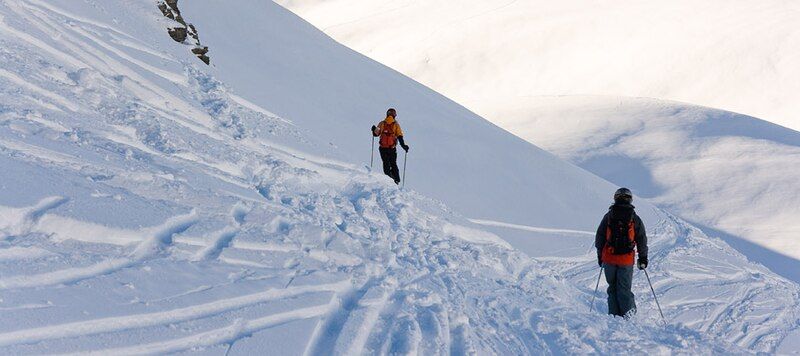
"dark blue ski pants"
604,263,636,316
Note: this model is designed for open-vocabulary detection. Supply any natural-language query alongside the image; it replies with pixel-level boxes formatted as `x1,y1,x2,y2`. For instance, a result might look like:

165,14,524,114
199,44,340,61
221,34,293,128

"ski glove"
401,144,409,152
597,253,603,267
637,257,648,270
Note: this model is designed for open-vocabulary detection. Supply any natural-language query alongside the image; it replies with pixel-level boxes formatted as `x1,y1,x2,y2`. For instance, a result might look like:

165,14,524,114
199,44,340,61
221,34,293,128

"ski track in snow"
0,210,197,290
79,304,332,356
0,196,68,239
558,214,800,353
0,281,350,348
469,218,595,236
192,203,249,262
0,0,798,354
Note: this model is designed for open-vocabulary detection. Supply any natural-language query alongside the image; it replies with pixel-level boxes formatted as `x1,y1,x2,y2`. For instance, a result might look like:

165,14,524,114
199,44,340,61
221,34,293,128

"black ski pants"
604,263,636,317
379,147,400,184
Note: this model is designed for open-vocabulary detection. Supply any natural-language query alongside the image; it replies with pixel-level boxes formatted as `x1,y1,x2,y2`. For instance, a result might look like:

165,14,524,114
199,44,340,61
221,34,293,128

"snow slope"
477,96,800,281
0,0,799,354
178,0,620,234
276,0,800,131
276,0,800,282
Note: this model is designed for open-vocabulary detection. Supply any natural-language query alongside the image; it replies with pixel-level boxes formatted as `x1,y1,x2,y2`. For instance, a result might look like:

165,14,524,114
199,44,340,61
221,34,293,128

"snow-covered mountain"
276,0,800,131
1,0,799,354
489,96,800,281
276,0,800,283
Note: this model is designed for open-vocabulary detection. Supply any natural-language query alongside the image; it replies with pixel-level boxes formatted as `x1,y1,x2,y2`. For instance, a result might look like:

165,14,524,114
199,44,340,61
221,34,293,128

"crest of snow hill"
277,0,800,279
0,0,797,354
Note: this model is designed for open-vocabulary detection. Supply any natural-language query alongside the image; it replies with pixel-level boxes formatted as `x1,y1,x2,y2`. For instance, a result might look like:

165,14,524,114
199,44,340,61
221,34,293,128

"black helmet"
614,187,633,203
387,108,397,117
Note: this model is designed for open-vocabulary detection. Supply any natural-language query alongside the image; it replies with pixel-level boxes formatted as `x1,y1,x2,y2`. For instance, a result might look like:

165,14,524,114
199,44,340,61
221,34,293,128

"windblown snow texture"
0,0,798,354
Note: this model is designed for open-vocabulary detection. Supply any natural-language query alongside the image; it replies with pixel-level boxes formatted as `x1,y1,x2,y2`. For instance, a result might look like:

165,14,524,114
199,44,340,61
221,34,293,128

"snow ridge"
0,0,797,354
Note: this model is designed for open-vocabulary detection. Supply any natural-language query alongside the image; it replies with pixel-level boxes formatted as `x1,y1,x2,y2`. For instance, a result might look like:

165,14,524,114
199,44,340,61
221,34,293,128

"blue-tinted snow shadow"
691,109,800,147
578,154,665,199
692,221,800,284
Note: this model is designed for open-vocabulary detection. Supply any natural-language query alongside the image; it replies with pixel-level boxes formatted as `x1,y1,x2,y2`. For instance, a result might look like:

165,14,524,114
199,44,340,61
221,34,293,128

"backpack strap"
629,213,636,243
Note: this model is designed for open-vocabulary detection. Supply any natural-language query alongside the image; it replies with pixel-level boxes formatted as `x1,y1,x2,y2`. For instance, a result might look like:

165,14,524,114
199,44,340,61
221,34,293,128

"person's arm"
395,123,408,151
398,136,409,151
595,213,608,266
372,122,382,137
635,215,648,268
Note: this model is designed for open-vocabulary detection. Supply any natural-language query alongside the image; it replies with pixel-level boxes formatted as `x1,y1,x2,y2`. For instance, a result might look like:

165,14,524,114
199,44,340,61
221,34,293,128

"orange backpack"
379,121,397,148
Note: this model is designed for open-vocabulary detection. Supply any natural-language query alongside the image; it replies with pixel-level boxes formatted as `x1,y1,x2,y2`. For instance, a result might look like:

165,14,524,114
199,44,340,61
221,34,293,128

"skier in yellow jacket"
371,108,409,184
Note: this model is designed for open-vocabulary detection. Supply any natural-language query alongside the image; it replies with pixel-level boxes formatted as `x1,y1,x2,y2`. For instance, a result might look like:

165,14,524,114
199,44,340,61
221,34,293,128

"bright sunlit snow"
277,0,800,285
489,96,800,281
1,0,799,354
277,0,800,131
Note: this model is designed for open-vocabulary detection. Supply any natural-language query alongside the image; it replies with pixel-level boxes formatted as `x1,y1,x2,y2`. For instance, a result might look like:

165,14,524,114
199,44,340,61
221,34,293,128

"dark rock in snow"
157,0,209,65
167,27,187,42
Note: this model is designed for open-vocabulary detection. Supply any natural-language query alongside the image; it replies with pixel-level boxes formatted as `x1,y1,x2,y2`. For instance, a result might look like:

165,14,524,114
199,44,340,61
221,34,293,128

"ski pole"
401,150,408,188
590,266,603,312
370,136,375,170
644,269,667,326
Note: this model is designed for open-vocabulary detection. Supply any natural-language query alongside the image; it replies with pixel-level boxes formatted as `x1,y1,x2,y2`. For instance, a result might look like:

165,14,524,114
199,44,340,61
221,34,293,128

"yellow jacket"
373,116,404,148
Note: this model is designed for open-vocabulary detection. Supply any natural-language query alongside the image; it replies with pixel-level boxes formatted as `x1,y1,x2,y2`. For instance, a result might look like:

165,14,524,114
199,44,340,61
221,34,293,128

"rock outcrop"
158,0,210,65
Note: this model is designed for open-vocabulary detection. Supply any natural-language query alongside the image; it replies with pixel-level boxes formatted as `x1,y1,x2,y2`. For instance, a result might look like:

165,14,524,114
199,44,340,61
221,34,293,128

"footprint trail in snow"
0,0,798,354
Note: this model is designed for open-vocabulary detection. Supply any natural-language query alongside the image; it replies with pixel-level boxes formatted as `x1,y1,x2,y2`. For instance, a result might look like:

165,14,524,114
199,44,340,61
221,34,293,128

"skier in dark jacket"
371,108,409,184
595,187,648,318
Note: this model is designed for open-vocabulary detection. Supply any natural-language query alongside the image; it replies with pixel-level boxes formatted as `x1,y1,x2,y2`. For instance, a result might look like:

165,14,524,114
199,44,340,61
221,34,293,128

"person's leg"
379,148,392,177
603,263,621,316
617,265,636,317
388,148,400,183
